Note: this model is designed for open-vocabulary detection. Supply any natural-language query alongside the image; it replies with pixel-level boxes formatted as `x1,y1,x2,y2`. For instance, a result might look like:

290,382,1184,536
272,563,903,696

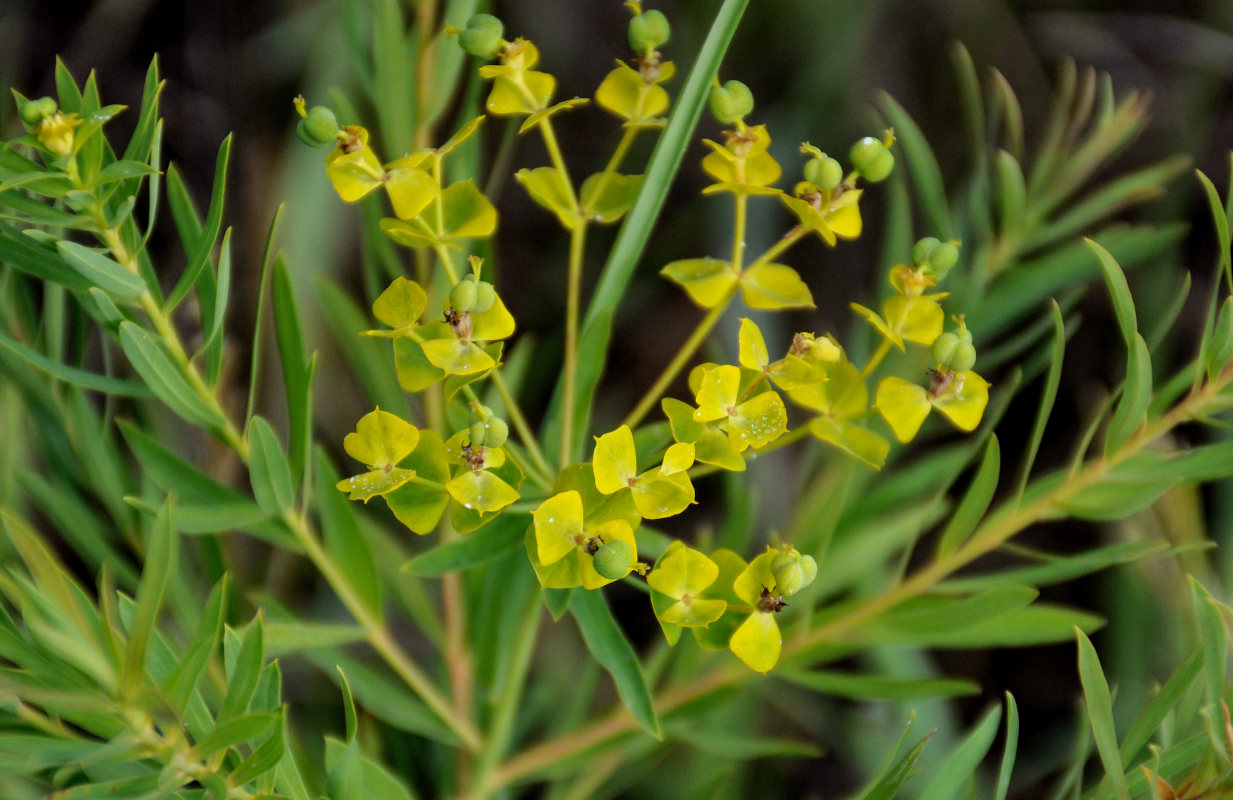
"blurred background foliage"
4,0,1233,797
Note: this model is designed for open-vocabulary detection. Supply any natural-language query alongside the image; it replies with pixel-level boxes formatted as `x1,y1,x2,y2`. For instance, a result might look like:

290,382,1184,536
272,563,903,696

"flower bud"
459,14,504,57
804,154,843,190
628,9,670,54
19,96,57,126
296,106,340,148
593,539,633,580
450,279,479,312
771,549,817,597
483,417,509,448
949,341,976,373
708,80,754,125
912,236,959,277
931,332,959,365
911,236,940,268
849,137,894,183
471,281,496,314
469,420,488,447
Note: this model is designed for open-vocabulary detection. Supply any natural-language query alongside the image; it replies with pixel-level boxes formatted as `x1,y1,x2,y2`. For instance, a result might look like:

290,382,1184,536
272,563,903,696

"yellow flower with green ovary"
728,548,785,673
647,543,727,627
323,126,439,221
592,425,695,519
692,364,788,452
875,367,990,443
531,490,639,590
478,39,556,116
336,409,420,501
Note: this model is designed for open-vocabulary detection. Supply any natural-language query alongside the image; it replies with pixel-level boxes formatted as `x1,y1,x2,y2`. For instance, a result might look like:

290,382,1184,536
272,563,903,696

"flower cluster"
307,4,988,674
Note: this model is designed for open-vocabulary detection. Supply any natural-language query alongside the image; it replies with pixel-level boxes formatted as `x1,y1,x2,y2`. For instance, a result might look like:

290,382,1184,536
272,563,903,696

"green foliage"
2,4,1233,800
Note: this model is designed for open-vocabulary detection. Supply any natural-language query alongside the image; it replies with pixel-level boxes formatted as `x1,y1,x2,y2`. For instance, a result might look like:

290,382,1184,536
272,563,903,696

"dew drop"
464,502,473,509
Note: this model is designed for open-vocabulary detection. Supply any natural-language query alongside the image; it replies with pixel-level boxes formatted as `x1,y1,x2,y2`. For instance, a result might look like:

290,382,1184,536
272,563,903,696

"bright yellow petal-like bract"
875,376,932,443
730,612,781,673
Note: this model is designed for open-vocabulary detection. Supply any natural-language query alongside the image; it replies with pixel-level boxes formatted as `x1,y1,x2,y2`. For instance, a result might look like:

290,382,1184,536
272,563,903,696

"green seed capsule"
19,96,56,126
592,540,633,580
772,553,817,597
484,417,509,448
850,137,893,183
459,26,502,57
931,332,959,365
708,80,754,125
467,13,504,34
450,279,479,312
296,106,340,148
804,155,843,190
928,241,960,275
471,281,496,314
628,9,670,54
950,342,976,373
469,420,488,447
912,236,940,268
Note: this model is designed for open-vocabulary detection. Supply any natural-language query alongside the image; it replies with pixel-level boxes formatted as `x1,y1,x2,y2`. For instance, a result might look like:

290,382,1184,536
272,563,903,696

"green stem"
490,362,1233,788
490,370,554,481
560,222,588,466
860,338,893,379
622,284,738,430
468,597,542,799
284,507,483,751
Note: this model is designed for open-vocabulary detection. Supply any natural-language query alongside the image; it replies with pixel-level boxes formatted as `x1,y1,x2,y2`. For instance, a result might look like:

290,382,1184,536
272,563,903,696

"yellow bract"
336,409,420,502
875,370,990,443
529,491,639,590
595,61,671,123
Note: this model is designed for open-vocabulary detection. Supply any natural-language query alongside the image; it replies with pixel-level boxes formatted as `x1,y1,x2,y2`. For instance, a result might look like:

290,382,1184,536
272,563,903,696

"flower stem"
561,221,588,466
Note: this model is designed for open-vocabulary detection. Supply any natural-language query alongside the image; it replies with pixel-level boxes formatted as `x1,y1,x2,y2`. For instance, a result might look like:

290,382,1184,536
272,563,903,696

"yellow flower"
34,111,82,157
875,368,990,443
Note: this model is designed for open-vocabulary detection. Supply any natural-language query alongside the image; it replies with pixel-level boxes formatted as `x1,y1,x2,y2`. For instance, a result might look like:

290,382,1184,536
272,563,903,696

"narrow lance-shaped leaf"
936,435,1000,558
1015,301,1065,499
219,616,265,723
248,416,296,516
272,254,312,485
1077,628,1131,800
919,703,1002,800
1104,333,1152,454
118,321,225,428
1087,238,1138,347
163,575,228,715
57,241,147,301
167,134,233,311
121,499,178,699
994,693,1019,800
570,589,661,738
227,708,285,788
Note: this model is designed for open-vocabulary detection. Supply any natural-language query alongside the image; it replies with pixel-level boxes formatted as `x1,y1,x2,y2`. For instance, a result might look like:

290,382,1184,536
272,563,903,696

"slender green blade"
936,435,1000,558
1077,628,1130,800
121,499,178,699
570,588,660,738
919,703,1002,800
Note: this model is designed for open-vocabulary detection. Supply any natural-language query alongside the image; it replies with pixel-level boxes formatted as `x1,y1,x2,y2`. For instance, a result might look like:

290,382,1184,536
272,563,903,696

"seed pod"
469,420,488,447
628,9,670,54
949,341,977,373
771,552,817,597
708,80,754,125
804,155,843,190
296,106,340,148
471,281,496,314
912,236,940,268
849,137,894,183
928,241,960,276
19,96,56,126
592,540,633,580
459,14,504,57
450,279,479,312
483,417,509,448
931,332,959,365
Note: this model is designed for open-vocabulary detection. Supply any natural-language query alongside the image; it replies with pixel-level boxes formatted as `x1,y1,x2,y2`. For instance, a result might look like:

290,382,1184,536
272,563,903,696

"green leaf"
1104,333,1151,453
56,241,147,300
1205,297,1233,378
580,171,642,224
324,736,416,800
121,499,178,699
0,329,147,396
264,621,366,658
220,616,265,722
248,416,296,516
118,321,225,428
853,725,933,800
227,709,285,787
0,222,92,290
199,227,232,356
671,726,819,760
316,277,405,412
338,666,358,742
1015,301,1064,499
163,575,228,716
167,134,232,311
879,91,951,239
190,712,276,761
570,589,660,738
1191,578,1228,724
994,150,1026,236
316,449,383,621
936,435,1000,558
861,599,1104,648
1077,628,1130,800
272,255,312,484
1087,238,1138,347
994,693,1019,800
940,540,1170,594
1197,168,1232,292
401,514,525,577
327,735,364,800
1058,472,1178,522
778,670,978,701
919,704,1002,800
1119,647,1202,765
